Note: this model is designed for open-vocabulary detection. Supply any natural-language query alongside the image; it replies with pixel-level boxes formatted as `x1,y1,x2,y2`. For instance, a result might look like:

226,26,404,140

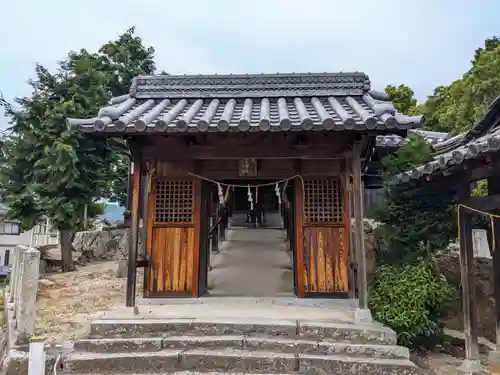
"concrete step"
74,335,409,359
89,318,397,345
64,348,419,374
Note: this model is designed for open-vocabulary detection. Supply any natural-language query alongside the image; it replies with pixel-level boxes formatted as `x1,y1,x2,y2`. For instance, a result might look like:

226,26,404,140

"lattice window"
155,180,194,223
303,179,343,224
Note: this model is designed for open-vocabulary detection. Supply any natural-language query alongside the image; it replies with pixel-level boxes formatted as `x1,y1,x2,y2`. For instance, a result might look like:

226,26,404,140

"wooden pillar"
211,190,219,252
283,206,289,237
488,177,500,374
347,172,357,299
493,217,500,345
457,184,480,372
219,205,226,241
125,148,142,308
352,142,368,311
124,161,134,227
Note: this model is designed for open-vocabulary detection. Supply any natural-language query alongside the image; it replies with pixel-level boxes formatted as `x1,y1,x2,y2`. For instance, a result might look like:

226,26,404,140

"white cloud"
0,0,499,115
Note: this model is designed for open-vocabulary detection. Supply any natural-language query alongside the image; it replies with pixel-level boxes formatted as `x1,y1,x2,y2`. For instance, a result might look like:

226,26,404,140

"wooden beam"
126,146,143,307
457,184,480,368
468,193,500,212
352,141,368,310
143,144,352,160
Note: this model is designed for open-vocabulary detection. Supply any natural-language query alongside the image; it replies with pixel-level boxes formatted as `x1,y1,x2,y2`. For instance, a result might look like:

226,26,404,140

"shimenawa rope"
457,203,500,253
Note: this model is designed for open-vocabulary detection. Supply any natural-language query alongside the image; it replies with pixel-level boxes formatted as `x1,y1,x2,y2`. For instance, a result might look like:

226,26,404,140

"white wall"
0,219,59,266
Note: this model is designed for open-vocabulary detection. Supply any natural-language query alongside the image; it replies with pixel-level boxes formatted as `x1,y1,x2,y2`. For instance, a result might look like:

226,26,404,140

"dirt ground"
34,261,490,374
415,350,490,375
35,261,142,342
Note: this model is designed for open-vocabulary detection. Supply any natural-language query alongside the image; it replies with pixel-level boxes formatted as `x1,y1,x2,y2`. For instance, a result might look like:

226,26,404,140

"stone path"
208,213,294,297
229,211,283,229
114,298,354,322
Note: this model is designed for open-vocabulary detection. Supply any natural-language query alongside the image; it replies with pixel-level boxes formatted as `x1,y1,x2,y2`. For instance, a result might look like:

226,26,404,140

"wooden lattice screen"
303,179,343,224
154,180,194,223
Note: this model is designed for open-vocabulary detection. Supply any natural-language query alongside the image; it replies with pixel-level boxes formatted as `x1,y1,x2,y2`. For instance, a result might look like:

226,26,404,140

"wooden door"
295,178,349,297
145,178,201,297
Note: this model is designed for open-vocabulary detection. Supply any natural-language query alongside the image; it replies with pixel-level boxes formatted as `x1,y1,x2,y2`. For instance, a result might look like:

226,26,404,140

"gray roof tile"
375,130,449,149
67,72,424,134
395,98,500,184
394,95,500,183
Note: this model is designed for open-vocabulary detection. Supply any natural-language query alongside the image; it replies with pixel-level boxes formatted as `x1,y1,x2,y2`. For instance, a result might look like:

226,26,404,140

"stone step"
75,374,293,375
74,335,409,359
64,348,419,374
89,318,397,345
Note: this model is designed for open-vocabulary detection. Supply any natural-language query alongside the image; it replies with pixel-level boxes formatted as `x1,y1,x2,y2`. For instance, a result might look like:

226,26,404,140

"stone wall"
72,228,145,277
72,228,145,261
1,245,43,375
6,245,40,346
435,253,496,342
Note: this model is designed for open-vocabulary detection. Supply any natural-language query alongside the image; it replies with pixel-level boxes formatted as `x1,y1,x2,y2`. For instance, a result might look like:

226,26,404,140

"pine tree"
0,28,156,271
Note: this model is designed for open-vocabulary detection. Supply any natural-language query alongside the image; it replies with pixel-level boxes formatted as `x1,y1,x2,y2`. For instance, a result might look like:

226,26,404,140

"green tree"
374,136,457,263
368,137,457,346
0,28,155,271
423,38,500,133
384,84,424,116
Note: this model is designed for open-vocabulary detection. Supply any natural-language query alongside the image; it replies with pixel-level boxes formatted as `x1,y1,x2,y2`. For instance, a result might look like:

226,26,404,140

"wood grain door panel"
145,178,201,297
295,178,349,297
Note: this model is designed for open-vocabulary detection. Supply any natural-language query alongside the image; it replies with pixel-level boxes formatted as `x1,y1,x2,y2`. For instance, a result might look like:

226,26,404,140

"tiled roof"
376,130,449,149
395,96,500,183
66,73,423,134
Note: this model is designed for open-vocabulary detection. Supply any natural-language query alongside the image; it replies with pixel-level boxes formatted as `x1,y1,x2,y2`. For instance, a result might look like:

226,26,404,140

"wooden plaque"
238,159,257,177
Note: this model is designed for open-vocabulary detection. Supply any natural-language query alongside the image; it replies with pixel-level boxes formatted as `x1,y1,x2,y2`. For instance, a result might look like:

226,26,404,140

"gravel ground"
35,261,142,342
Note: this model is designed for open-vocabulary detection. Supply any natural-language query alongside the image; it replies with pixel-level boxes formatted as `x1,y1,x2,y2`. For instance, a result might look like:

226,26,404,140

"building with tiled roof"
68,72,422,134
394,96,500,184
67,72,424,326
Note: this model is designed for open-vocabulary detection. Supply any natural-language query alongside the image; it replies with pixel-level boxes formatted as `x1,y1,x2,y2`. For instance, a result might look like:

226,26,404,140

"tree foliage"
384,84,424,116
373,137,457,264
369,261,456,347
423,37,500,133
368,137,458,346
0,28,156,270
370,36,500,347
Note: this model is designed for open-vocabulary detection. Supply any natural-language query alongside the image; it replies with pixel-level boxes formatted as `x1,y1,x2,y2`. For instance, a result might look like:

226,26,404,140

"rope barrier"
187,172,303,188
187,171,306,216
457,203,500,253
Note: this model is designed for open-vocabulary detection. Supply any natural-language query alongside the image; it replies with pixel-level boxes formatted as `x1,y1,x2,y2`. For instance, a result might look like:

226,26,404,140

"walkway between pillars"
208,213,294,296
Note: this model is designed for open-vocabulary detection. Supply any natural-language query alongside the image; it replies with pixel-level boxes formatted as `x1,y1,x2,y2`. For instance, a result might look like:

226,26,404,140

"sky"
1,0,499,129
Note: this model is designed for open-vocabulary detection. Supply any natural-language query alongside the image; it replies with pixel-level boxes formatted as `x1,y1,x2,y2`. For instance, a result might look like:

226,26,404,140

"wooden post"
492,214,500,374
352,142,368,312
211,190,219,252
218,205,226,241
126,148,142,308
457,184,481,373
488,176,500,375
347,171,357,299
283,206,289,237
83,204,88,230
124,161,134,226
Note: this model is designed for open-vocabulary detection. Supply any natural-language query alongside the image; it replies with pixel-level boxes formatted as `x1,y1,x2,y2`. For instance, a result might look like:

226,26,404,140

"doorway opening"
205,180,296,297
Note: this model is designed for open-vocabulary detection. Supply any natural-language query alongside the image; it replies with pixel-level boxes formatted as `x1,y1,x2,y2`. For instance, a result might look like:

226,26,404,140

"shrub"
369,259,456,347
